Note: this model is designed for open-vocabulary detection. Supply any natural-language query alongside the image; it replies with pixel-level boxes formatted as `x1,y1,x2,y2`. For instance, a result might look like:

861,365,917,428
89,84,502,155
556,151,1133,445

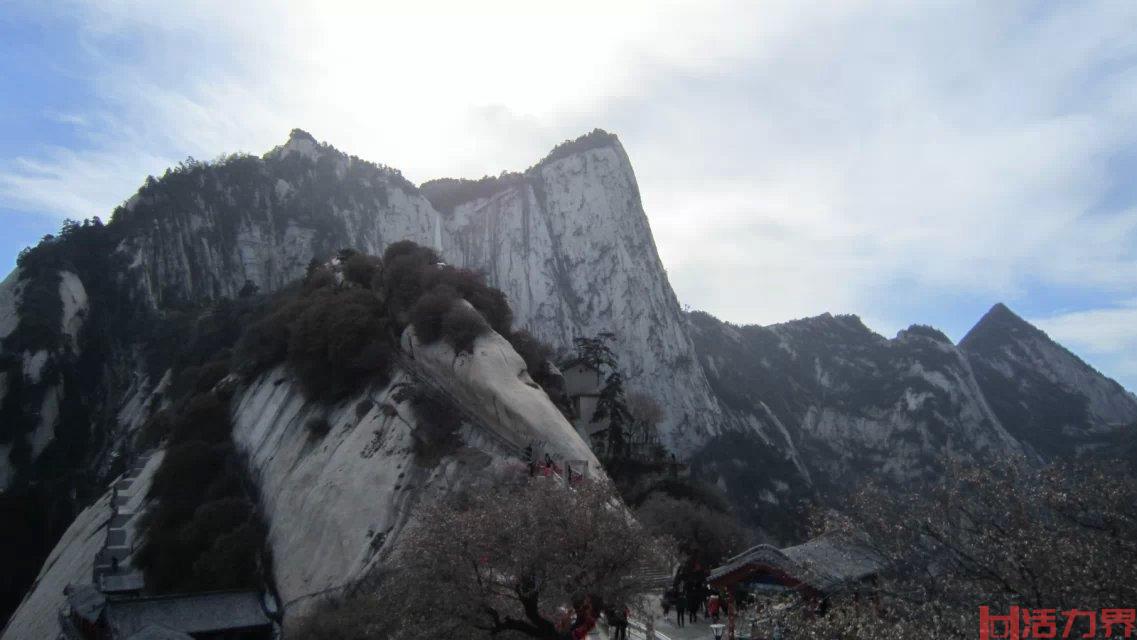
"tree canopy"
296,479,673,640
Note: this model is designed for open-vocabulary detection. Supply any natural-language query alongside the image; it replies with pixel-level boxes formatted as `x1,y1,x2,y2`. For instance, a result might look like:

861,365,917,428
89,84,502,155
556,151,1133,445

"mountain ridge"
3,129,1136,631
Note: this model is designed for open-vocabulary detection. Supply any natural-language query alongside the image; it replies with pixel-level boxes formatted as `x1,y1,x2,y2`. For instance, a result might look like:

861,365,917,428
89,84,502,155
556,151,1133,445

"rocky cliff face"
427,135,721,452
106,129,716,452
960,303,1137,458
687,311,1026,531
114,130,438,308
687,305,1137,535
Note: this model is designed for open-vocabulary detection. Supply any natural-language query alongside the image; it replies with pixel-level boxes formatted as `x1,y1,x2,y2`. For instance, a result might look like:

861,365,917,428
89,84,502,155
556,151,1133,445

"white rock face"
406,323,598,466
21,350,48,384
439,144,722,452
231,326,599,623
59,270,88,349
231,367,420,620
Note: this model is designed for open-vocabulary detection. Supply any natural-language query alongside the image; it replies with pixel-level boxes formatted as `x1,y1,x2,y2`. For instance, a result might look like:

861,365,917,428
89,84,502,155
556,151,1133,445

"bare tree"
635,493,749,567
760,462,1137,639
375,478,674,639
626,392,664,446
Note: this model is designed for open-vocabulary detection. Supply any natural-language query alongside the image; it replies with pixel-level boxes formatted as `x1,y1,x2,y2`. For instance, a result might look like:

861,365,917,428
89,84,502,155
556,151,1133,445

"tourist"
610,605,629,640
571,598,596,640
708,594,721,622
675,594,687,627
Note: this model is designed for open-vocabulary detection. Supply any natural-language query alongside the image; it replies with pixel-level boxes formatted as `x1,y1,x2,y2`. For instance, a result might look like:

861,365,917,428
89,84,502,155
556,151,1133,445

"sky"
1,1,1136,391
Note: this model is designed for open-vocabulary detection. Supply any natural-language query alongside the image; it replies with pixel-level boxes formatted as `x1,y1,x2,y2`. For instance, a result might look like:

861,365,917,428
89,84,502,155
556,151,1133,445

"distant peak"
420,128,628,213
987,302,1017,318
977,302,1034,330
771,312,877,337
267,128,325,162
898,324,952,344
960,302,1044,351
530,129,622,171
288,128,317,143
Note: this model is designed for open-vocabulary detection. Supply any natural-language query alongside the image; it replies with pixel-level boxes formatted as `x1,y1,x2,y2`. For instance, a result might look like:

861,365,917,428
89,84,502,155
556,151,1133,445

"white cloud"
1035,301,1137,356
1034,301,1137,391
3,0,1137,386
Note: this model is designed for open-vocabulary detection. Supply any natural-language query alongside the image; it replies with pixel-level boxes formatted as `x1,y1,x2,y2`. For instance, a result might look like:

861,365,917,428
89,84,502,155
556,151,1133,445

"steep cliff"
426,133,722,452
961,303,1137,458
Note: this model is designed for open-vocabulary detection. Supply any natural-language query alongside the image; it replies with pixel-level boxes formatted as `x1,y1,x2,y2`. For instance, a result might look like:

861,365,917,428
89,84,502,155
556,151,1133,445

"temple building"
559,358,612,454
708,532,884,600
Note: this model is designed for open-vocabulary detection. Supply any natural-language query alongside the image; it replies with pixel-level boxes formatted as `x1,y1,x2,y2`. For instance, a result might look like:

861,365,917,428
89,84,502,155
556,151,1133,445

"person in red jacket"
571,598,597,640
708,594,721,622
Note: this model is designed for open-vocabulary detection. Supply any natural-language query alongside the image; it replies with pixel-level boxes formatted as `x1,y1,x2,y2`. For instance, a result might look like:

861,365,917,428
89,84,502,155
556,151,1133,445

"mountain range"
1,129,1133,634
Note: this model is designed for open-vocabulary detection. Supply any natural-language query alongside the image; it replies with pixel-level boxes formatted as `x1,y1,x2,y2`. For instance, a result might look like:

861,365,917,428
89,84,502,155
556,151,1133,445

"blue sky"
2,1,1136,392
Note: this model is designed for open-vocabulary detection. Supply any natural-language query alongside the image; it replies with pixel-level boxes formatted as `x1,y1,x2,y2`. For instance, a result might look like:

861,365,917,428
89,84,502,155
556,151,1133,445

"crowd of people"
661,561,724,628
523,446,586,484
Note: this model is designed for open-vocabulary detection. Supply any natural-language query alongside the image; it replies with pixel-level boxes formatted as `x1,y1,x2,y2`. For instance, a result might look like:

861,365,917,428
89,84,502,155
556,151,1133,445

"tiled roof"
105,591,271,637
708,533,883,593
781,533,883,591
708,544,793,584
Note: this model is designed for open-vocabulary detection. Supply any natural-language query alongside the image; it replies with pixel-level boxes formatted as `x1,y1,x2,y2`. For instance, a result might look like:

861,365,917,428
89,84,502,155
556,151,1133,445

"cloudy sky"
2,1,1136,391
